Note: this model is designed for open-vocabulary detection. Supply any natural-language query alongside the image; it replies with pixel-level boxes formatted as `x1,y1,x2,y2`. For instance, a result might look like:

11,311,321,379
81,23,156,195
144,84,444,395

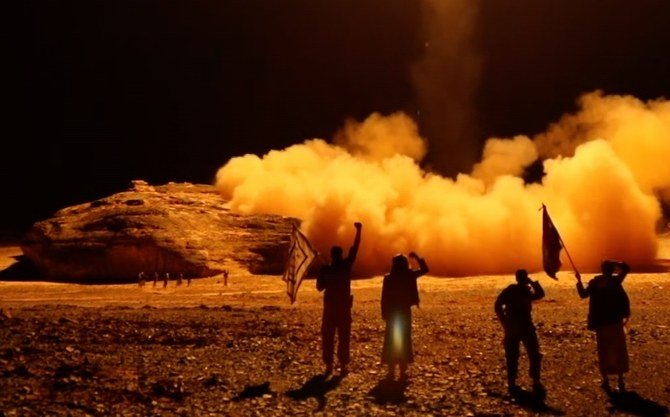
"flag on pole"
542,204,563,279
282,225,318,304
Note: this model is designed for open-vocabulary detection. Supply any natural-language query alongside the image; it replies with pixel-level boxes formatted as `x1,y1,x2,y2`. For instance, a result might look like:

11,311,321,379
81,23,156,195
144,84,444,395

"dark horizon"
5,0,670,235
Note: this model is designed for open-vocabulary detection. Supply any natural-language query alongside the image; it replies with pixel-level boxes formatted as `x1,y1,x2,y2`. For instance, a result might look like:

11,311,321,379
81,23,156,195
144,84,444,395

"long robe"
381,260,427,365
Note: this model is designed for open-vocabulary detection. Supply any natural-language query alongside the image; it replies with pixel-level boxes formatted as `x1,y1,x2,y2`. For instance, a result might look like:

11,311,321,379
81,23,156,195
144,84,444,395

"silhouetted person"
163,272,169,288
576,260,630,392
495,269,545,395
187,275,191,286
138,271,146,287
381,252,428,381
177,273,183,286
317,222,362,376
153,272,159,287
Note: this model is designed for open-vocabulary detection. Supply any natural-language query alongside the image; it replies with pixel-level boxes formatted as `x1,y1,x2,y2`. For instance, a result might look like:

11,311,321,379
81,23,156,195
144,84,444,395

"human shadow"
506,387,564,415
606,390,669,417
233,381,274,401
367,378,409,405
286,374,344,411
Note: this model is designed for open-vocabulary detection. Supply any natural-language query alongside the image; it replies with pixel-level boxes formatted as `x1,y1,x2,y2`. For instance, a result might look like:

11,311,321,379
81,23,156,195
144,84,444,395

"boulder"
20,180,298,282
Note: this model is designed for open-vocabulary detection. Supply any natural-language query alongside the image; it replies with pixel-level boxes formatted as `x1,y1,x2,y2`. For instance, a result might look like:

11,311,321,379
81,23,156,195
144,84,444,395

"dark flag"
283,225,318,304
542,205,563,279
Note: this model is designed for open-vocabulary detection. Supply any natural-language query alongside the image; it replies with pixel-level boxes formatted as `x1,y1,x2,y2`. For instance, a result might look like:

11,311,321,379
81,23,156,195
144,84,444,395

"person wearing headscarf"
576,260,630,392
381,251,429,381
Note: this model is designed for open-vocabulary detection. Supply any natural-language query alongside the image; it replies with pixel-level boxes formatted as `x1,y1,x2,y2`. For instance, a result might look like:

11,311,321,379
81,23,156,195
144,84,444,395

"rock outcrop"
21,181,298,282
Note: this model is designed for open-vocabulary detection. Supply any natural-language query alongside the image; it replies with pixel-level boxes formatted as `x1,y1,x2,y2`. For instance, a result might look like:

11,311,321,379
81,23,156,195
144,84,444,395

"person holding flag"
316,222,362,376
576,260,631,393
494,269,546,396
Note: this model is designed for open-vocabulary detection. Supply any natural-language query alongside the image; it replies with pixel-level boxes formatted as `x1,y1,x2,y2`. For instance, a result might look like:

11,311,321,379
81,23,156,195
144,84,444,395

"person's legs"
321,312,336,375
336,313,352,374
504,334,521,392
596,328,612,391
399,362,408,381
617,373,626,392
523,330,544,392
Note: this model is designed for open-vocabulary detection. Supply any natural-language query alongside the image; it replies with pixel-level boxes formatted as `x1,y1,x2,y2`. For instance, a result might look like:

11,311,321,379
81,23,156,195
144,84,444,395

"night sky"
5,0,670,235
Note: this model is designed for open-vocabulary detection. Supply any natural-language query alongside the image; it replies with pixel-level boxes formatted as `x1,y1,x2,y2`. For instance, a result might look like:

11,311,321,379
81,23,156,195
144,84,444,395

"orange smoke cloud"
471,136,537,185
535,91,670,198
216,93,666,277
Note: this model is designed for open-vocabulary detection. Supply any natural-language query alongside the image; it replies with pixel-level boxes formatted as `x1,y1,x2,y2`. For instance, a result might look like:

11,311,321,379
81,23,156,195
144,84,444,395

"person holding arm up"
381,251,429,381
576,260,631,392
495,269,545,396
317,222,362,376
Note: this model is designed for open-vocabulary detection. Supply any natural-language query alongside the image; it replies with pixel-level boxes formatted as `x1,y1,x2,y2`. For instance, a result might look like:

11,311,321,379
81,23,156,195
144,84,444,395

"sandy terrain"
1,241,669,416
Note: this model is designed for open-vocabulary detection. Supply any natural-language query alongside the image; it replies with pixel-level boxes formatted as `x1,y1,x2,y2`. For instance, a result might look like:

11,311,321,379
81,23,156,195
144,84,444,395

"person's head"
391,253,409,273
330,246,343,264
515,269,530,284
601,260,615,275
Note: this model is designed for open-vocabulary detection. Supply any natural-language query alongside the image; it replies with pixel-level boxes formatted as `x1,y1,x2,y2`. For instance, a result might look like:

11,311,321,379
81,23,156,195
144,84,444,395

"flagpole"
556,233,579,275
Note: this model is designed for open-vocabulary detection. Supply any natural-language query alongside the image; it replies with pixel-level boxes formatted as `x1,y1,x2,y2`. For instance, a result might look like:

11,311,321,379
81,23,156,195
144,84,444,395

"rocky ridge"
20,181,298,282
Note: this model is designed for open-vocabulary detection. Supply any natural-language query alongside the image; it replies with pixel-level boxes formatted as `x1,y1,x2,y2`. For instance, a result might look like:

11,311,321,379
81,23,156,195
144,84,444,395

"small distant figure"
381,251,429,381
576,260,631,392
317,222,362,376
186,274,191,287
495,269,545,395
138,271,146,287
153,272,159,287
223,270,229,286
176,273,183,286
163,272,169,288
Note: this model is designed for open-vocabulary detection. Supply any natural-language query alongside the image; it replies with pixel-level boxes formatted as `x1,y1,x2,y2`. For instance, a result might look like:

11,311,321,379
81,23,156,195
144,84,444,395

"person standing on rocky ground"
163,273,169,288
153,272,159,287
381,252,429,381
138,272,146,287
316,222,362,376
494,269,545,396
576,260,631,393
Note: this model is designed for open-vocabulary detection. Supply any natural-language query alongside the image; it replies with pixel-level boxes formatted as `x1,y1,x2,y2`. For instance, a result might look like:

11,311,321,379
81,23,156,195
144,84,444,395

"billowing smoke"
534,91,670,198
411,0,482,176
215,93,667,277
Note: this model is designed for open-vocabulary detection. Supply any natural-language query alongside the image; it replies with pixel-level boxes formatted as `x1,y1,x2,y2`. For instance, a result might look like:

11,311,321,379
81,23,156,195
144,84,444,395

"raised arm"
408,252,429,277
530,280,545,301
614,261,630,284
346,222,362,263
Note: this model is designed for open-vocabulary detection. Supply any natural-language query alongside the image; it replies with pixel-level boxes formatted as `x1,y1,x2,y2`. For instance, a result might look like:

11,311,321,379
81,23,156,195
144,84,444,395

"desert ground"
1,239,670,417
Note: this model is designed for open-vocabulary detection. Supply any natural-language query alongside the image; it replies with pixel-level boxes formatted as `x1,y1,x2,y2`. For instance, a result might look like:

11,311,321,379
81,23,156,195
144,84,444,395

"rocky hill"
20,181,298,282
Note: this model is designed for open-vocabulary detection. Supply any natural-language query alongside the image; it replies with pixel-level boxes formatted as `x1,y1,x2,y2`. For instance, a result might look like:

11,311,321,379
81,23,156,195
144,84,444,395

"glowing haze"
216,92,667,277
411,0,482,175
